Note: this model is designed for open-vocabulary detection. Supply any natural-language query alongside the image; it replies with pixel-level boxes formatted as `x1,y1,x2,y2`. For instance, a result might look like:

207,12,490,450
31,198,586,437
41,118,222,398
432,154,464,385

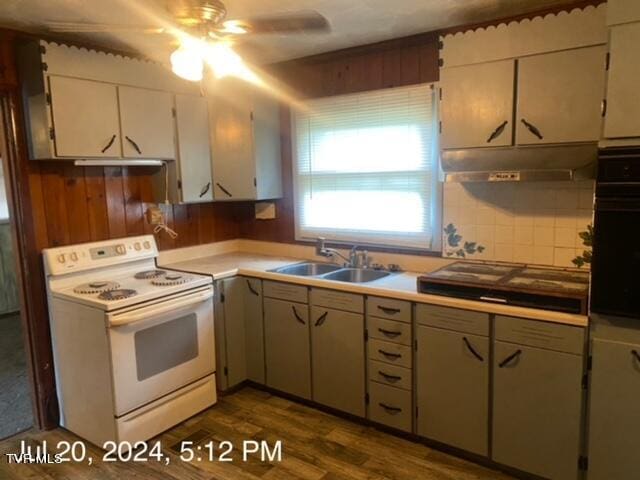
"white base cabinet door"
311,306,365,416
587,339,640,480
493,341,583,480
416,326,489,456
243,277,265,384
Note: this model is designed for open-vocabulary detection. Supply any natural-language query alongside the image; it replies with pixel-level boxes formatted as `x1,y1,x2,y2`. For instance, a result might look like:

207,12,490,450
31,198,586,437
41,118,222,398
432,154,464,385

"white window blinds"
293,84,441,250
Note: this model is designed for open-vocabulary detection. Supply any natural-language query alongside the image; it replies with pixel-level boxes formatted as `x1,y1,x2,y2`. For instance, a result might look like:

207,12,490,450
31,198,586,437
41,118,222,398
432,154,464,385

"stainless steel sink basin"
322,268,392,283
273,262,342,276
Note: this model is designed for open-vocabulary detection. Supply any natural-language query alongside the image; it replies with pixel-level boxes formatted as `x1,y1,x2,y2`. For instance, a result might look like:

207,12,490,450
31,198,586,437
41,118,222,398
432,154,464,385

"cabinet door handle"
378,328,402,338
125,135,142,154
463,337,484,362
377,305,401,315
378,349,402,359
379,403,402,414
216,182,233,197
199,182,211,198
292,306,305,325
486,120,508,143
521,118,544,140
498,349,522,368
632,350,640,363
101,134,117,153
246,280,259,296
378,370,402,382
315,311,328,327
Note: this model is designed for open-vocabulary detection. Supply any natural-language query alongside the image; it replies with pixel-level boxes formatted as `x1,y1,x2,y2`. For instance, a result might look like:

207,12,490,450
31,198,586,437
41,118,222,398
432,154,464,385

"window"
293,84,441,250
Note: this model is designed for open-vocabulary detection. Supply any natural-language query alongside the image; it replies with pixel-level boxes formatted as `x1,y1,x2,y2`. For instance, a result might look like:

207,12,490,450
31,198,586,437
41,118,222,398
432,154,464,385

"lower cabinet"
416,325,489,456
587,338,640,480
368,381,412,432
264,297,311,399
310,306,365,416
493,341,583,480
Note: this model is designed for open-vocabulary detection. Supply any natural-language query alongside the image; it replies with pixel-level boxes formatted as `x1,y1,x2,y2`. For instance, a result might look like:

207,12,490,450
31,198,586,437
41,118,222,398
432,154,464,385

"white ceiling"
0,0,581,64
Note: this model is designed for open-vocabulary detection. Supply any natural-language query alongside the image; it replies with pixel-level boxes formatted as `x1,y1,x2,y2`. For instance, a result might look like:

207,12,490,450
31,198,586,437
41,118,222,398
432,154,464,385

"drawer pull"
101,134,117,153
632,350,640,363
246,280,260,296
379,403,402,414
487,120,508,143
378,349,402,359
378,371,402,382
377,305,401,315
463,337,484,362
292,306,305,325
315,311,328,327
498,349,522,368
125,135,142,154
378,328,402,338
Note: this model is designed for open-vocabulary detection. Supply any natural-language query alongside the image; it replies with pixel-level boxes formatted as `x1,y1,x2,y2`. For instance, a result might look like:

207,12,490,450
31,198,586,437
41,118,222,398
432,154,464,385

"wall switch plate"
255,202,276,220
146,205,164,225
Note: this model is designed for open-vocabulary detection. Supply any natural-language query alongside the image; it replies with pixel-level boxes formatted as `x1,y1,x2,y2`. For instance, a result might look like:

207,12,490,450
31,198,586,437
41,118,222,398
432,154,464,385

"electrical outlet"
146,206,164,225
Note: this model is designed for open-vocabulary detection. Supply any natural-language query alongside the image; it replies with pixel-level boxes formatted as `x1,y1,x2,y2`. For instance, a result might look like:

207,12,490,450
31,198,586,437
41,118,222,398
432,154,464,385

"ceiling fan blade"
222,11,330,35
45,22,166,34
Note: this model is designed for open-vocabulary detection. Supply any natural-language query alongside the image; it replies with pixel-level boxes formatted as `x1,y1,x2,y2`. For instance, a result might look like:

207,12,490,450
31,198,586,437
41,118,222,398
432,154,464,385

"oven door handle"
108,287,214,327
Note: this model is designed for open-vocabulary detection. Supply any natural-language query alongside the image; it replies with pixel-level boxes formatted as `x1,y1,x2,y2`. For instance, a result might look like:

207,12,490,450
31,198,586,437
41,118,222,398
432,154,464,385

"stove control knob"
57,254,66,264
116,245,126,255
143,241,151,250
134,242,141,251
70,252,78,262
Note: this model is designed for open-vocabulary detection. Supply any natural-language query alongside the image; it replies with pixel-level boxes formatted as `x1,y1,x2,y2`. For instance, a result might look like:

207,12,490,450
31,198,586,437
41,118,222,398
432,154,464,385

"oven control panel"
43,235,158,274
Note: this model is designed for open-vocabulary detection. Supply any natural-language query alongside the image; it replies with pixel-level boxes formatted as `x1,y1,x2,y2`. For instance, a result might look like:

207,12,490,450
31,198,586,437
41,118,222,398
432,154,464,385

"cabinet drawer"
311,288,363,314
368,360,412,391
367,317,411,346
495,316,585,355
263,281,308,303
416,304,489,336
368,381,412,433
366,297,411,323
368,339,412,369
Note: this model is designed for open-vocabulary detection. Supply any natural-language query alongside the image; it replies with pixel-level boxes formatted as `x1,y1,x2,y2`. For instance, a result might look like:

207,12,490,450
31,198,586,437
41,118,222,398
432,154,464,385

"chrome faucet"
316,237,371,268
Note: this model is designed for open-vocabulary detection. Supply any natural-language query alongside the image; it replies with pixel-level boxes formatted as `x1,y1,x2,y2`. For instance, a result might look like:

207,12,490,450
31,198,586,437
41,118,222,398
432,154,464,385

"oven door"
591,198,640,318
107,285,215,416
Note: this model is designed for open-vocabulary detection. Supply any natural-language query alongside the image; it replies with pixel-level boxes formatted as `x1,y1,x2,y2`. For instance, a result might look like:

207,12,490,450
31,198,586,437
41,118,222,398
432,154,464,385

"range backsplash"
442,181,594,268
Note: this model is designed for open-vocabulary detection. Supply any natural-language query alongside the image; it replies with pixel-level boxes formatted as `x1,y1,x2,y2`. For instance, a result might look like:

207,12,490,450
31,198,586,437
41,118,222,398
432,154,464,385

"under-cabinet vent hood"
440,144,598,182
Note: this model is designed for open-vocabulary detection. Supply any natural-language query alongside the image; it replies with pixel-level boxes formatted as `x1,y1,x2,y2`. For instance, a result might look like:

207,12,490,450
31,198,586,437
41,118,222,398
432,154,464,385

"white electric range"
43,235,217,447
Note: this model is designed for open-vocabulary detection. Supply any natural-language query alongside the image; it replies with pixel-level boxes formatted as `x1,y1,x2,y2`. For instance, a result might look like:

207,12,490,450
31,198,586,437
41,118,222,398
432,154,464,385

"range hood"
441,144,598,182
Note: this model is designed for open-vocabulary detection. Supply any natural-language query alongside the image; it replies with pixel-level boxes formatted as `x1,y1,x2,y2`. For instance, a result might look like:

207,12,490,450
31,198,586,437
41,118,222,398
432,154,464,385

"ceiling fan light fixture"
220,20,248,34
170,46,204,82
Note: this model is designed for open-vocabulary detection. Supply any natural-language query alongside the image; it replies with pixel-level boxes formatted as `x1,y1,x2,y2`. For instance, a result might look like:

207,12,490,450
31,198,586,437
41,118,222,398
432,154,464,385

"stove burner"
98,289,138,301
74,281,121,294
151,273,192,286
134,269,167,280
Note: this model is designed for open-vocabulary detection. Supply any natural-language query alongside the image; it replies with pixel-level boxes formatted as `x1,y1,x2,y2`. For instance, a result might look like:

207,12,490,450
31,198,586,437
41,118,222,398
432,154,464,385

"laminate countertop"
162,252,588,328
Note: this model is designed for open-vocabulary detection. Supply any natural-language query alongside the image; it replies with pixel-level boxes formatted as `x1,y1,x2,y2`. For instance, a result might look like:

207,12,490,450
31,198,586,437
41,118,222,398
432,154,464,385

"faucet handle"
316,237,327,256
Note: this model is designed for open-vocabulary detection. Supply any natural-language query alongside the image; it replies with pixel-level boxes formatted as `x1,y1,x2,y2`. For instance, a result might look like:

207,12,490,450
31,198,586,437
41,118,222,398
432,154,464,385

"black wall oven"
591,148,640,318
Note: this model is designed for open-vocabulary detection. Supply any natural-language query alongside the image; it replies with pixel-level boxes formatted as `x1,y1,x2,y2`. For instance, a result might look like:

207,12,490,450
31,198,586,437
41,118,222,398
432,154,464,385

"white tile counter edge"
158,240,588,328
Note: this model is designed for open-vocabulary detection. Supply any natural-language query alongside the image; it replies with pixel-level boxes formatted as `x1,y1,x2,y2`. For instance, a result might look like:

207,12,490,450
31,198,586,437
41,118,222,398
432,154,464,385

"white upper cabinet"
603,22,640,139
440,60,515,150
48,76,121,158
118,86,176,160
175,94,214,203
607,0,640,26
516,46,606,145
209,78,282,201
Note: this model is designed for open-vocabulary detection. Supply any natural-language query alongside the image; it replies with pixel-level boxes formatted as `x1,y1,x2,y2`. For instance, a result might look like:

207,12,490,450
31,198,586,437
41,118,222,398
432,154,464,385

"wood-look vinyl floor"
0,387,514,480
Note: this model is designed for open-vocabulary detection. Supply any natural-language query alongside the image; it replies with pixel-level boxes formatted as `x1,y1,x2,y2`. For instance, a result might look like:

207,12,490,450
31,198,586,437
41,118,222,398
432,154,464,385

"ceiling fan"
45,0,331,82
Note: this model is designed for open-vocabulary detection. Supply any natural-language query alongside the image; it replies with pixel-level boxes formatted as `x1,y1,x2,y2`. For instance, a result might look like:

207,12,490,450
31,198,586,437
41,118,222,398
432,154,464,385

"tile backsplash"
442,181,594,268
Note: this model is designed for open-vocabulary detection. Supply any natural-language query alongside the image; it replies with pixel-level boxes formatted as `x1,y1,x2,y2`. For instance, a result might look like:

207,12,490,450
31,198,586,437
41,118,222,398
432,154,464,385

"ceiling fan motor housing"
170,0,228,27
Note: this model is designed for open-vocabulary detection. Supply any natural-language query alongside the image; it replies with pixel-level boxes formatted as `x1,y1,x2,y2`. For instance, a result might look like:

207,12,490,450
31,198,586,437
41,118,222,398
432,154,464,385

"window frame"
291,83,442,252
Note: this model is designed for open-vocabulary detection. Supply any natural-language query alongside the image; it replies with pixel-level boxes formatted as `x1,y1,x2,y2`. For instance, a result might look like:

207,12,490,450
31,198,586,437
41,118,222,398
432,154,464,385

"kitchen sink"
273,262,343,276
322,268,392,283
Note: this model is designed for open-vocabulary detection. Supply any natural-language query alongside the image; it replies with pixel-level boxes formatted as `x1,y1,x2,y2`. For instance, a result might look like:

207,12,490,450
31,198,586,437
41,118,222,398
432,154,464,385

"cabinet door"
311,306,365,416
209,79,257,200
48,76,121,158
517,46,606,145
264,297,311,399
440,60,515,149
588,339,640,480
221,277,247,388
118,86,175,159
175,94,214,203
416,326,489,456
243,277,265,384
493,341,583,480
252,91,282,200
603,23,640,139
